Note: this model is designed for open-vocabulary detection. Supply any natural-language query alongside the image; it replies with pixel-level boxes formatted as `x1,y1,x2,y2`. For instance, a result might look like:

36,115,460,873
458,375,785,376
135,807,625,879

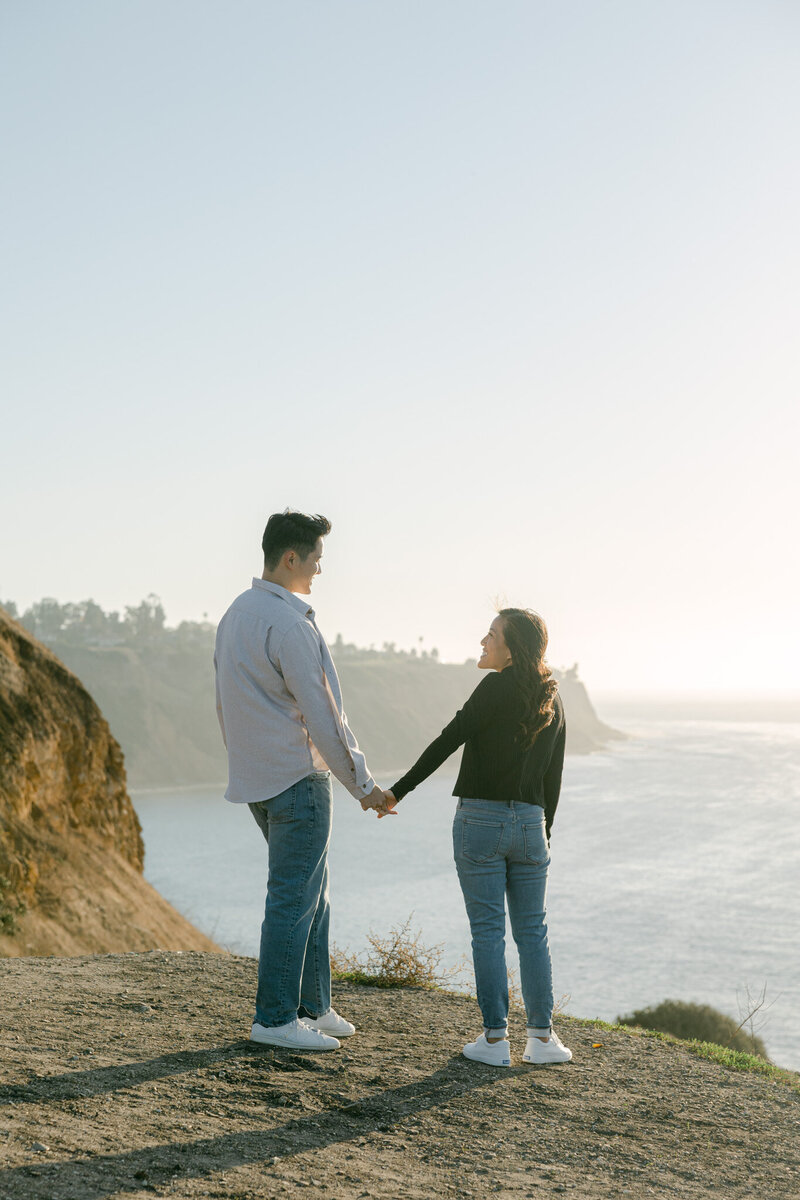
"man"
214,509,392,1051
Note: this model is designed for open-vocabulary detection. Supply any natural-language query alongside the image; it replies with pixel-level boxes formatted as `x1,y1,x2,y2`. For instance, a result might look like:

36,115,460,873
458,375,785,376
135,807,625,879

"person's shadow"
0,1040,534,1198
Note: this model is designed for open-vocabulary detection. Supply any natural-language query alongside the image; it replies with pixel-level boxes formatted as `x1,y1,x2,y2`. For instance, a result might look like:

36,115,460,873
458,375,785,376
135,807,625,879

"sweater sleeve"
543,714,566,839
390,673,500,801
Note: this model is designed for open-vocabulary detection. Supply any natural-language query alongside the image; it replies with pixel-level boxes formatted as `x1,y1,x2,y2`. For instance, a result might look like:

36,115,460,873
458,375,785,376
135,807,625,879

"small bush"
617,999,768,1059
505,967,570,1018
506,966,523,1011
331,917,457,989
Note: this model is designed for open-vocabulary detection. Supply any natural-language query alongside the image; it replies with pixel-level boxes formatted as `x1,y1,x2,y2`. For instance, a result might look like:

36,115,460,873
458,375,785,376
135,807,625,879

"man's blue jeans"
453,798,554,1036
249,771,333,1028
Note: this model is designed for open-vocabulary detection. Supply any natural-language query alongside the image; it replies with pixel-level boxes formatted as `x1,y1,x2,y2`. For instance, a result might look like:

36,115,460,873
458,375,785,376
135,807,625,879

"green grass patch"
565,1015,800,1094
330,968,430,990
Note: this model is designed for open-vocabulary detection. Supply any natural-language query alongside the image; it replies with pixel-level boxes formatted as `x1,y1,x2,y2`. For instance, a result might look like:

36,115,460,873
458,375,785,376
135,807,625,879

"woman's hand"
377,789,399,819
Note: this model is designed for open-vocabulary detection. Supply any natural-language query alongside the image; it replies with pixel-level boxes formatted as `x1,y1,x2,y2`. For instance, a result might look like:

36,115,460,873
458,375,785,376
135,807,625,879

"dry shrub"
330,916,457,989
553,992,571,1019
506,968,570,1019
506,966,523,1011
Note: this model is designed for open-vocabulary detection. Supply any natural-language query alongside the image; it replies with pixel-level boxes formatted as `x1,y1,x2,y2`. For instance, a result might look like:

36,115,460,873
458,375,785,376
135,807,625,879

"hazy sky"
2,1,798,691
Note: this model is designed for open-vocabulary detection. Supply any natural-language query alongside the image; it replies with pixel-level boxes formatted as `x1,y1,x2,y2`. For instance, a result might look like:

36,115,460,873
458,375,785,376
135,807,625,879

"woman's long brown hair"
498,607,558,748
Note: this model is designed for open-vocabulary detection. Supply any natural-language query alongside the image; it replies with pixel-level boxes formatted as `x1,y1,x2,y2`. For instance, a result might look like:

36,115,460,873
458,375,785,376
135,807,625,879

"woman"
386,608,571,1067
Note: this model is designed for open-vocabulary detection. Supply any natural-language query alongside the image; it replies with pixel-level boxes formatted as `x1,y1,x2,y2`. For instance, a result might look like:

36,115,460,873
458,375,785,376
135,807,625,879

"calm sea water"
133,717,800,1071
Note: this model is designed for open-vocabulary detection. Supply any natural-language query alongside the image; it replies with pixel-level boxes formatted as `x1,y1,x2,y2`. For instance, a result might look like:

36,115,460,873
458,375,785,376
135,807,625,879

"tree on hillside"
22,598,67,642
123,595,166,646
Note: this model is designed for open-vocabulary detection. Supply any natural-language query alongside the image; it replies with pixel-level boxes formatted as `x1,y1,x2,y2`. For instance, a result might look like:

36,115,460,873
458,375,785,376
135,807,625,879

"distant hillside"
0,608,219,956
1,598,622,789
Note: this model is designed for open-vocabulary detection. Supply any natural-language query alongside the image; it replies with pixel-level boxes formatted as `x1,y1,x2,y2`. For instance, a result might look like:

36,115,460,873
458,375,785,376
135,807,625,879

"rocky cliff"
0,608,218,957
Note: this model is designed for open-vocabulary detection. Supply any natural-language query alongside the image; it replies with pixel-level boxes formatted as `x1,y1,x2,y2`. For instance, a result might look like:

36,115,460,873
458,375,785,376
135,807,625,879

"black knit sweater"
390,667,566,837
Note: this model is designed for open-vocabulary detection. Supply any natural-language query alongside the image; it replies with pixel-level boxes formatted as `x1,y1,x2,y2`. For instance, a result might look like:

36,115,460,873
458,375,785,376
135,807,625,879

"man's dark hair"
262,509,332,569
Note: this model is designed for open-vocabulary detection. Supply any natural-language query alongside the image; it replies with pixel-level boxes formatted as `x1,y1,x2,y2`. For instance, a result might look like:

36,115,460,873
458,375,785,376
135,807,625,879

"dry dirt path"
1,953,798,1200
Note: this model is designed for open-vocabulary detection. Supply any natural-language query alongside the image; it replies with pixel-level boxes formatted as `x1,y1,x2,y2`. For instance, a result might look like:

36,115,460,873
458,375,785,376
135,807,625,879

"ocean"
132,711,800,1071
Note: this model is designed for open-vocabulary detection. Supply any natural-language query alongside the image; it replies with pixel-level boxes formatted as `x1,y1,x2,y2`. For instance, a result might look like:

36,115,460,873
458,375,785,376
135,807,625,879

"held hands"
360,785,399,818
377,789,398,819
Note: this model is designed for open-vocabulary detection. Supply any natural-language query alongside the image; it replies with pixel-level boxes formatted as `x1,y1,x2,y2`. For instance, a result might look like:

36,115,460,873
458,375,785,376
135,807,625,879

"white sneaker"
462,1034,511,1067
249,1018,340,1051
303,1007,356,1037
523,1031,572,1064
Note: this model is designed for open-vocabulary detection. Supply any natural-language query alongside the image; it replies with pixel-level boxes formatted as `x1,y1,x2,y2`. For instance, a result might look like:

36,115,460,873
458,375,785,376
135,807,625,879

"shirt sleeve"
276,621,376,802
391,673,501,801
213,648,227,748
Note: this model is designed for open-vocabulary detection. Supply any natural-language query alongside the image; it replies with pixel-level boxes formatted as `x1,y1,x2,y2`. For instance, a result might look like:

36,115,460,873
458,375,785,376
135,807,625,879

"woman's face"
478,616,513,672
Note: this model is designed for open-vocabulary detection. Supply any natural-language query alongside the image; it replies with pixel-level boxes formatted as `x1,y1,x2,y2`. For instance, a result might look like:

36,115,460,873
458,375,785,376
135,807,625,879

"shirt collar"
251,577,314,618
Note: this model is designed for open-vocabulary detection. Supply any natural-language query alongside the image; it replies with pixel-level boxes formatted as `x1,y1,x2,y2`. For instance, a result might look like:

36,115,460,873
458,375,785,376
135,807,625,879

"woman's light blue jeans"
454,798,554,1037
249,771,333,1029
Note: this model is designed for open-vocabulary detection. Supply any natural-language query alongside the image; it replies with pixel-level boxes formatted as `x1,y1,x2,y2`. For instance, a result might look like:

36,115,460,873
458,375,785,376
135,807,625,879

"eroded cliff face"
0,607,218,956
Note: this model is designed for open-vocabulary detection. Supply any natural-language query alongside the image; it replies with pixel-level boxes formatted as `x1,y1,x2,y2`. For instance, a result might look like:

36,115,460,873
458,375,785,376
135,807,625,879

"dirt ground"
1,952,798,1200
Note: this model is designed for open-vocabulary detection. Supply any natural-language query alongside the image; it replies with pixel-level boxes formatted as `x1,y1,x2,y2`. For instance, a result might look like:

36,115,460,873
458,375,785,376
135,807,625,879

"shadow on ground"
1,1046,527,1199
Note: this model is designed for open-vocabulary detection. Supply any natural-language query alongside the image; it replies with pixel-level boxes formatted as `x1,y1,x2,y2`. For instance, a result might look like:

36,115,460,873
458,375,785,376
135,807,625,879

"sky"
1,1,798,691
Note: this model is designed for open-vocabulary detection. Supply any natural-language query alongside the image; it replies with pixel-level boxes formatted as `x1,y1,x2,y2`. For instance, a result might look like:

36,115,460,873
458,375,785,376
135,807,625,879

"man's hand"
360,786,398,817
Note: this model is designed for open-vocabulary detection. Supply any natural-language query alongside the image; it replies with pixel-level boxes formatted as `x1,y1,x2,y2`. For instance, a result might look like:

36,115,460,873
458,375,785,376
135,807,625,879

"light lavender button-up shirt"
214,578,376,805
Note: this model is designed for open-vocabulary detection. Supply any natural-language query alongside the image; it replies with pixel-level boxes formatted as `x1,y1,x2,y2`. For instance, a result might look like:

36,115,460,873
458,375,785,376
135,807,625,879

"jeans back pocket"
522,820,549,865
459,817,504,864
